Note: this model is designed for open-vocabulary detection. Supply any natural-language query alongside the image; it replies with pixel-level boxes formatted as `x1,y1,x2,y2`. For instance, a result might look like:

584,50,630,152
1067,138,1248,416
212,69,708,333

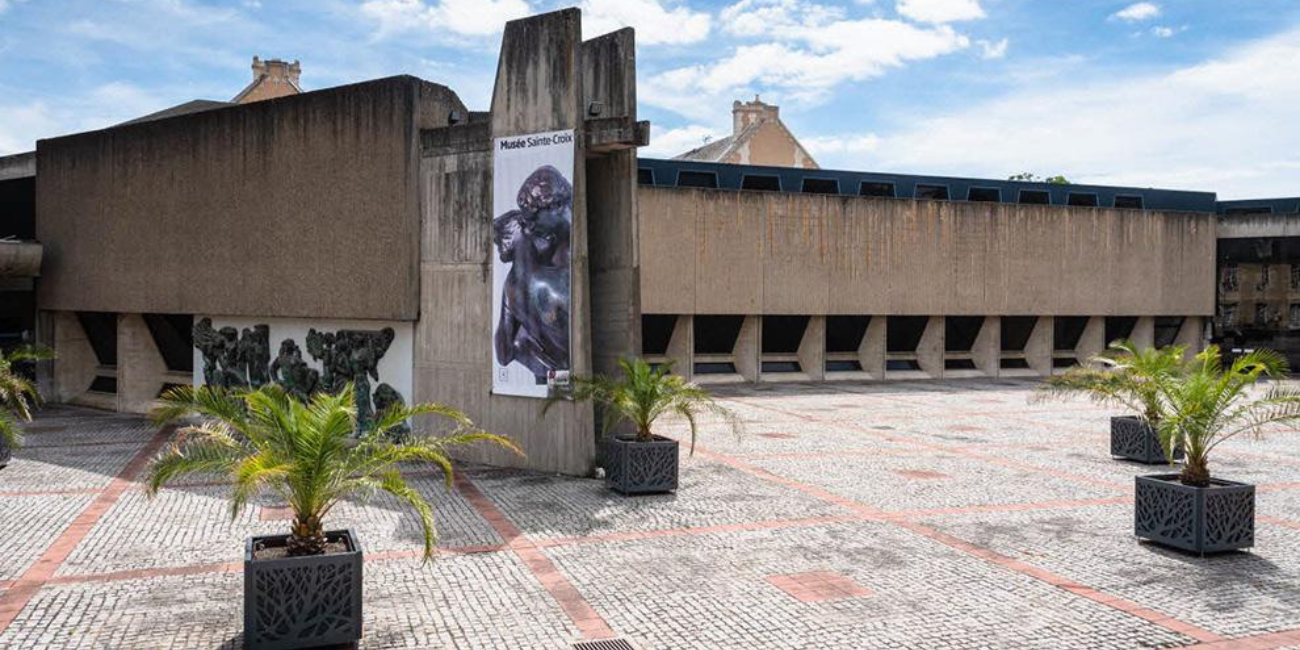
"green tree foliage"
1009,172,1070,184
1036,340,1187,425
0,345,55,453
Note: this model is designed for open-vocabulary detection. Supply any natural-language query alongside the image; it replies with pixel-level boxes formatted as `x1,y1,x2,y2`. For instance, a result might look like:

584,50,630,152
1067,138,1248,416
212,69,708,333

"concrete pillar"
1075,316,1106,367
798,316,826,381
972,316,1000,377
1026,316,1053,377
917,316,944,378
51,311,97,405
1131,316,1155,351
666,314,693,381
117,314,169,415
859,316,886,379
1175,316,1207,359
735,315,760,382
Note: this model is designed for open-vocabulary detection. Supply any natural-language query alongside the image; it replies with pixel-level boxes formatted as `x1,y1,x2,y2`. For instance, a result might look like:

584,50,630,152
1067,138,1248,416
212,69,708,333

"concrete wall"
640,188,1217,316
35,76,466,321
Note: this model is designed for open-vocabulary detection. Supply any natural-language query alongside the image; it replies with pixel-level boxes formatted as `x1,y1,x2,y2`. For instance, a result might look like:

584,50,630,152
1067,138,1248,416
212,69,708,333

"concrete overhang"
1217,214,1300,239
0,240,42,277
0,152,35,181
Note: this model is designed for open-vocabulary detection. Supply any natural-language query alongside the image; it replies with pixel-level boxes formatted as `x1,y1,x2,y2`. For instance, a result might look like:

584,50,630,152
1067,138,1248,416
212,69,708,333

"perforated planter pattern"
244,529,363,650
1135,475,1255,554
605,435,679,495
1111,416,1183,464
0,438,10,468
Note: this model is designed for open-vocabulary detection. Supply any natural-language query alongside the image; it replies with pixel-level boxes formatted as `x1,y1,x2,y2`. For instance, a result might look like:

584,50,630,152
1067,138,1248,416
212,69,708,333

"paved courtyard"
3,379,1300,649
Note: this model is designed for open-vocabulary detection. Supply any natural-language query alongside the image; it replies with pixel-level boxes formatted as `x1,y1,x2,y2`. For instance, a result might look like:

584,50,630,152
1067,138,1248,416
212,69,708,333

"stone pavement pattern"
2,379,1300,649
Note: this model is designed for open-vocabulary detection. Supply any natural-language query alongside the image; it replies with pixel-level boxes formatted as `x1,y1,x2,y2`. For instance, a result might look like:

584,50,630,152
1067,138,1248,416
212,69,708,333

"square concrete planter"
1135,475,1255,554
244,528,363,650
1111,416,1183,464
0,438,10,468
604,435,678,495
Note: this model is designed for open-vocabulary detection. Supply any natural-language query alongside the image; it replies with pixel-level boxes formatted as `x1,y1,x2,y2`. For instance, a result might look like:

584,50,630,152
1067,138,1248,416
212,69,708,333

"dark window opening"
761,361,802,373
826,316,871,353
1053,357,1079,369
1019,190,1051,205
1105,316,1138,345
801,178,839,194
676,171,718,189
967,187,1001,202
886,359,922,371
694,315,744,355
915,184,949,201
944,316,984,353
741,174,781,191
825,359,863,372
887,316,929,354
0,177,36,240
694,362,738,375
641,315,678,356
1000,358,1031,369
1114,195,1144,210
0,290,35,350
1154,316,1185,349
859,181,896,198
637,168,655,185
1067,192,1099,207
1223,207,1273,216
944,358,977,370
1001,316,1038,352
1053,316,1089,351
762,315,809,354
143,314,194,373
89,375,118,394
76,312,118,367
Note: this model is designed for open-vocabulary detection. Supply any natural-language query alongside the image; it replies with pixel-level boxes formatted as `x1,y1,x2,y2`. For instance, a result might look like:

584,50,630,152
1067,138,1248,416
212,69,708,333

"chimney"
235,56,302,104
732,94,779,135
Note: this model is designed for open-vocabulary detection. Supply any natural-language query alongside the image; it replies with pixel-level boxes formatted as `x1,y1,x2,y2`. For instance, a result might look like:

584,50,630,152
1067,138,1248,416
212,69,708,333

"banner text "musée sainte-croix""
497,132,575,150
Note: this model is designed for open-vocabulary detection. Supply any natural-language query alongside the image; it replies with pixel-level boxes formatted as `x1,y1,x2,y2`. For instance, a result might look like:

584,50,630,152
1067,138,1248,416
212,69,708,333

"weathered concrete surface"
0,152,35,181
1217,214,1300,239
50,312,98,406
36,76,465,320
640,188,1217,317
0,242,41,277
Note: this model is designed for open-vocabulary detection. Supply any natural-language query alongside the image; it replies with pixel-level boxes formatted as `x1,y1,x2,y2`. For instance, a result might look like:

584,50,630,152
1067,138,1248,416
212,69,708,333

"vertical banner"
491,129,576,398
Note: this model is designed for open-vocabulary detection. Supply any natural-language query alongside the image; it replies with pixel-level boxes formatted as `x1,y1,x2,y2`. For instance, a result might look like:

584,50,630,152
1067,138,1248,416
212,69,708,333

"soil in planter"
252,534,351,561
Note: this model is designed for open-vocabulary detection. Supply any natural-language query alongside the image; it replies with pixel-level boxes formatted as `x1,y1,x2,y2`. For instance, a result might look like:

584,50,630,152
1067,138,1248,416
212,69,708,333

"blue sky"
1,0,1298,198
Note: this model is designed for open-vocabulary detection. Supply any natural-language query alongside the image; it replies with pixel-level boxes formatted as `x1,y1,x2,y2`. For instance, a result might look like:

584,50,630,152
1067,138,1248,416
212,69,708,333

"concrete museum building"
0,8,1291,477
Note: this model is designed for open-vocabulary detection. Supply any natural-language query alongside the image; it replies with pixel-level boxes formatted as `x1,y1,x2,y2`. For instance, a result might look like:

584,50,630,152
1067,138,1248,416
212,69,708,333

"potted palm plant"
148,383,520,650
0,345,55,469
547,358,739,495
1037,340,1186,464
1136,345,1300,553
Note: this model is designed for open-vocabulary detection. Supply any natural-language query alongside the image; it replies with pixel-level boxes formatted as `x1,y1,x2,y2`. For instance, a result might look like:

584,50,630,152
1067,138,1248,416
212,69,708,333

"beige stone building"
674,97,818,169
232,57,303,104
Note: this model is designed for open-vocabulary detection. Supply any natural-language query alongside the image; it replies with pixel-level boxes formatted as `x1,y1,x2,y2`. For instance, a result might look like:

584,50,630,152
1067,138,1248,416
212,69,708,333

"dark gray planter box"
1135,474,1255,554
244,528,363,650
1111,416,1183,464
0,438,10,468
604,435,678,495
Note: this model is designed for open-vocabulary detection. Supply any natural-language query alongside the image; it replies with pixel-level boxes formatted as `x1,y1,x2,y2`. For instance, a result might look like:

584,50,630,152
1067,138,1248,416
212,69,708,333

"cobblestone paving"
2,382,1299,649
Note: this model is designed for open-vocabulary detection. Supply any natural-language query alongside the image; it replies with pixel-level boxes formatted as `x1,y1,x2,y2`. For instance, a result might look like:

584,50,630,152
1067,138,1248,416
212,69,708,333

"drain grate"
572,639,637,650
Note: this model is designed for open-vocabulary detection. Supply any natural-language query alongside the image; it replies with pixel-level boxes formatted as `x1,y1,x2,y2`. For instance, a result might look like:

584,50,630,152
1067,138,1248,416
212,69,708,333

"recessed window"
637,168,655,185
1224,206,1273,216
641,314,678,356
826,316,871,353
676,171,718,189
967,187,1001,202
1000,358,1031,369
944,358,977,370
741,174,781,191
1067,192,1099,207
887,316,929,353
1154,316,1185,348
801,178,839,194
1000,316,1038,352
761,361,802,373
762,316,810,355
859,181,896,198
1019,190,1051,205
826,359,863,372
1114,195,1144,210
1105,316,1138,344
694,315,744,354
915,184,949,201
694,362,738,375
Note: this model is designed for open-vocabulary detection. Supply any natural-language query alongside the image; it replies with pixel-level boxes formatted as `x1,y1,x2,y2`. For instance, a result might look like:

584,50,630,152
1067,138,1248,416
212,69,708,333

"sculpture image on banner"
492,129,575,398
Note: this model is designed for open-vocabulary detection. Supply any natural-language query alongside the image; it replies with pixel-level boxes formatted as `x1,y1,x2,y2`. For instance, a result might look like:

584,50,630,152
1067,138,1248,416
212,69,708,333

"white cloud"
582,0,710,45
719,0,844,37
895,0,985,24
643,17,970,119
841,27,1300,198
641,124,725,157
360,0,531,38
976,37,1008,59
1111,2,1160,22
1149,25,1185,38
